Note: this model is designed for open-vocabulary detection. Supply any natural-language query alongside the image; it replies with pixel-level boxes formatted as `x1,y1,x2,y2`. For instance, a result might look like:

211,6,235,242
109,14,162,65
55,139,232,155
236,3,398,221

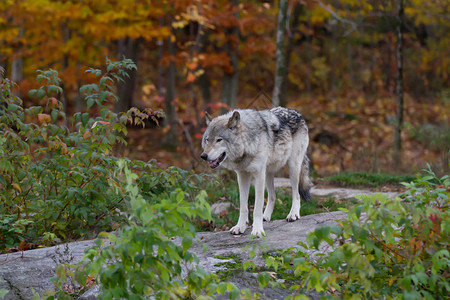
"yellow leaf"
388,277,395,286
12,183,22,193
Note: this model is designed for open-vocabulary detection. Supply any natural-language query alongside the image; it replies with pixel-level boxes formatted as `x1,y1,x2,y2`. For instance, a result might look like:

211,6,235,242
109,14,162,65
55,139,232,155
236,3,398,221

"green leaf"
47,85,62,95
293,257,305,266
28,89,37,97
227,282,240,299
355,205,364,219
257,272,270,288
330,224,342,236
7,103,20,112
181,237,192,254
86,98,94,109
315,225,331,240
81,113,89,126
51,109,58,122
36,88,46,100
0,288,8,298
217,282,227,295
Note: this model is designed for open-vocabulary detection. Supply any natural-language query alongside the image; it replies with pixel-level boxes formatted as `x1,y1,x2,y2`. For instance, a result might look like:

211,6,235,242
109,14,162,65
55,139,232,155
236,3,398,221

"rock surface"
0,183,391,300
0,240,97,300
0,211,348,300
274,177,399,199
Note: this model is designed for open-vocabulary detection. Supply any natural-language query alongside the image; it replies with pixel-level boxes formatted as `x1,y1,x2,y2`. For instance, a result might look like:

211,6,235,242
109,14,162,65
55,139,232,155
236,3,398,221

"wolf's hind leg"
263,173,276,222
286,158,302,222
251,168,266,237
230,171,251,235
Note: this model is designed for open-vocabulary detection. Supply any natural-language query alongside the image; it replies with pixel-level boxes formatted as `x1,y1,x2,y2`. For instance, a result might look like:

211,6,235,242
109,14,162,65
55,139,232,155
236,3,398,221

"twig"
317,1,358,36
178,119,197,165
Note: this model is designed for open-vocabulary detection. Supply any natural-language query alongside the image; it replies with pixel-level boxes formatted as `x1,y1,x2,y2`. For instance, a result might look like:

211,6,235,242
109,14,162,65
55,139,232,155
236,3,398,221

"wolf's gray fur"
201,107,311,237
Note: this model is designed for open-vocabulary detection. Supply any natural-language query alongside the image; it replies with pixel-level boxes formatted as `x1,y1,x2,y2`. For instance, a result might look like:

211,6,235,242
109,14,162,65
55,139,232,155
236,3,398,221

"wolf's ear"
205,111,213,125
227,111,240,129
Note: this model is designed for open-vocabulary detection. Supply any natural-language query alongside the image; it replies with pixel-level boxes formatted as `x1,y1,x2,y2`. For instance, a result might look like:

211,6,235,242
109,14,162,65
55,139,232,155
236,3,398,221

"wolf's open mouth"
209,152,226,169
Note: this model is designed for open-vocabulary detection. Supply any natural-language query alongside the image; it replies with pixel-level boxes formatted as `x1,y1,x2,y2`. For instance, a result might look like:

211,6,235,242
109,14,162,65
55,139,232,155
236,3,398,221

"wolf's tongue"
209,158,218,168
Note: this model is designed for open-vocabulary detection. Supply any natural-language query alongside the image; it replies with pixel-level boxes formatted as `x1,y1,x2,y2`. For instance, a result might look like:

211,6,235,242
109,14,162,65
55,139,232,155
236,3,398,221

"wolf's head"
200,111,241,169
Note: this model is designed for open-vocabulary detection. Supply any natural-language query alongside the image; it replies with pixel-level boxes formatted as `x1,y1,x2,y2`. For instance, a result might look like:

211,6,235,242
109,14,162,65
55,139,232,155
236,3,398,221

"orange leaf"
50,97,59,106
187,61,198,70
187,73,196,82
18,240,32,251
37,113,51,125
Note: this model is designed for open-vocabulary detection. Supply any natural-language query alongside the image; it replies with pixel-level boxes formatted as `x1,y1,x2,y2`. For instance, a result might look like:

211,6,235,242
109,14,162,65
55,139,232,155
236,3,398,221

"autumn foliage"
0,0,448,174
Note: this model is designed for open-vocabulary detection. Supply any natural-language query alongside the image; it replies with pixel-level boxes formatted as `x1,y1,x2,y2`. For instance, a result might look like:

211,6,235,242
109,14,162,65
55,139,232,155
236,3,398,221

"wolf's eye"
216,138,223,143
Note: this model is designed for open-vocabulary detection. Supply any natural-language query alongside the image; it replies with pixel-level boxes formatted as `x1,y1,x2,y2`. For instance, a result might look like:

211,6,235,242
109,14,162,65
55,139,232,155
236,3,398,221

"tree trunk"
393,0,404,168
75,61,84,113
280,2,302,107
61,23,71,126
198,71,211,109
272,0,288,108
0,60,5,79
11,27,24,89
162,31,178,148
114,37,140,113
11,58,23,83
305,14,312,96
221,0,239,112
196,28,212,111
157,17,165,96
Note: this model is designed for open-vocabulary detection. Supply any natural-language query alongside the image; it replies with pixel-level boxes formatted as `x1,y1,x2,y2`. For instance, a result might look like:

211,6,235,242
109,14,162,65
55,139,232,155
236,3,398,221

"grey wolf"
200,107,311,237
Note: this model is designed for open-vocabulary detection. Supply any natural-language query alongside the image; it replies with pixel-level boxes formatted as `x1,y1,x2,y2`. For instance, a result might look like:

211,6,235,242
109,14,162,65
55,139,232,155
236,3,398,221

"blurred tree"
162,27,178,148
221,0,239,111
272,0,288,107
114,37,141,113
0,0,448,172
280,1,303,107
394,0,404,168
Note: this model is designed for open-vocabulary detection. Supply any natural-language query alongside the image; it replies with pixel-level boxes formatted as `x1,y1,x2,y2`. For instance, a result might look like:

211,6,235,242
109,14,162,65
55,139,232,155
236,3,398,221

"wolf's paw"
286,212,300,222
263,213,272,222
251,226,266,238
230,224,247,235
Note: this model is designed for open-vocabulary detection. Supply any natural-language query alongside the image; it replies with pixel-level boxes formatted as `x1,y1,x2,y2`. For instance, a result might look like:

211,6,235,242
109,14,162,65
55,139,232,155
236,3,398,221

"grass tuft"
323,171,415,188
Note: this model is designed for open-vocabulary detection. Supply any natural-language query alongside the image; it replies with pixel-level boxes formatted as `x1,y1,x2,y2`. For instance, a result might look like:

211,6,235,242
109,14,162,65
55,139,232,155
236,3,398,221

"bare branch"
317,1,358,36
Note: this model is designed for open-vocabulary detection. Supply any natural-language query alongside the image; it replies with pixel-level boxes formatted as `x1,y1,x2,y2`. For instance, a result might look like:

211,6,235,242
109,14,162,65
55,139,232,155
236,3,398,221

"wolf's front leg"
230,171,251,235
251,169,266,237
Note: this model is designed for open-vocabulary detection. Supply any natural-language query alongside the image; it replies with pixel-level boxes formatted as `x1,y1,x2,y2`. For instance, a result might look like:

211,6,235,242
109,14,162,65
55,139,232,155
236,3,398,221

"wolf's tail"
299,155,312,202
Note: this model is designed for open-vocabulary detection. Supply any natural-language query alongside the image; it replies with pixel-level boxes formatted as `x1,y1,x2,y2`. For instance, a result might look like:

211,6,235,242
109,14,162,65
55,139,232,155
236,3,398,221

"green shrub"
0,58,161,250
263,168,449,299
48,161,240,300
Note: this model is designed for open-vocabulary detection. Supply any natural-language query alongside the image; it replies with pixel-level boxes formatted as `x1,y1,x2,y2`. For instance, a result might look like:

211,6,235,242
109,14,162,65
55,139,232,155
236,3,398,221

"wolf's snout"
200,153,208,161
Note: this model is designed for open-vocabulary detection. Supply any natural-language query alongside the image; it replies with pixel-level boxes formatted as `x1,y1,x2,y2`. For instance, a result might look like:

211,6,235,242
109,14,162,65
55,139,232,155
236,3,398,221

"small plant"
0,287,7,299
262,168,449,299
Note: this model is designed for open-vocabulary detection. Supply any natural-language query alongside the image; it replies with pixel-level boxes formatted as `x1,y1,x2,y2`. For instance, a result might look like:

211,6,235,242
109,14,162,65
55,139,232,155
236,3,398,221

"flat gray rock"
0,240,105,300
2,179,389,299
0,211,347,299
193,211,347,271
274,177,398,199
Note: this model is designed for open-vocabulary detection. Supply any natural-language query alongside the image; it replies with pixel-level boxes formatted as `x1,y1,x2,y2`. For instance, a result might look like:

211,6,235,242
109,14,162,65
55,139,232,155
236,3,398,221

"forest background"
1,0,449,176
